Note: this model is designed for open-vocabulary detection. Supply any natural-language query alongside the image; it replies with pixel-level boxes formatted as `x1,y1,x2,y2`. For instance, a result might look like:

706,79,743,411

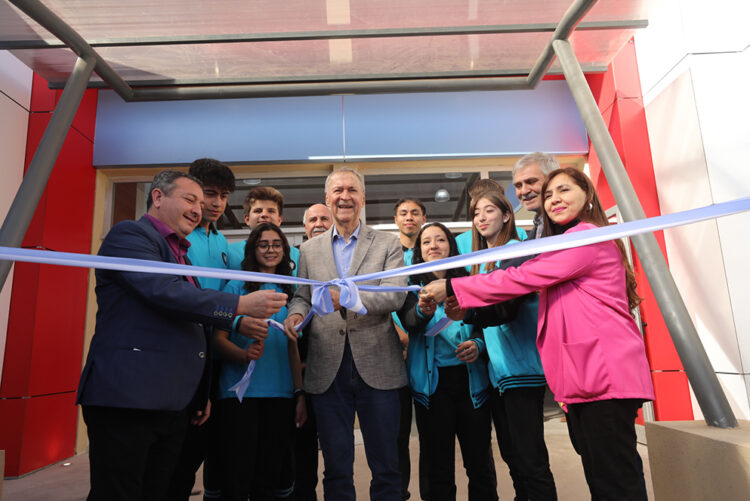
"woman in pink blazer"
422,167,654,501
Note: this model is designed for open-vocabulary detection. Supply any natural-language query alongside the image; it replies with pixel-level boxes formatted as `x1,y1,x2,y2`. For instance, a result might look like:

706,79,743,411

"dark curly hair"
241,222,294,297
409,222,467,287
188,158,236,193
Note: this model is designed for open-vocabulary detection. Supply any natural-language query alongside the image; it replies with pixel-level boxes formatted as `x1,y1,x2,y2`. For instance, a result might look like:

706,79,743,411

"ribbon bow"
297,278,370,331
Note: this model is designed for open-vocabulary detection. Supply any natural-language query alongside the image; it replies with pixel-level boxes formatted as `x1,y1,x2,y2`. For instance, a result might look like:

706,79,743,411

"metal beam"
1,20,648,50
130,76,531,101
527,0,598,89
552,39,738,429
45,66,610,90
0,55,96,291
9,0,133,100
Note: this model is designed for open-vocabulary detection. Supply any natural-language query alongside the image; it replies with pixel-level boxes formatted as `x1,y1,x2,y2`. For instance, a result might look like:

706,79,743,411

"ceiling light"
242,178,261,186
434,188,450,203
444,172,462,179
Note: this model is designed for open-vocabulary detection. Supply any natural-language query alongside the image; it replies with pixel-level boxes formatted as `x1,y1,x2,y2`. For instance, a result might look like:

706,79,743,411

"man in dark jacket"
77,170,286,501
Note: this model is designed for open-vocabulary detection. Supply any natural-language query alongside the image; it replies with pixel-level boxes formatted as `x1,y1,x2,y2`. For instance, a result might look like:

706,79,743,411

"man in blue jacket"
77,170,287,501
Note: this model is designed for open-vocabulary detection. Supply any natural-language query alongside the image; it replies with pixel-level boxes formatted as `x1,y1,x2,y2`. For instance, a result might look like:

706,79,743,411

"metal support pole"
0,55,96,290
526,0,598,88
9,0,133,100
131,76,531,101
552,39,737,428
0,20,649,50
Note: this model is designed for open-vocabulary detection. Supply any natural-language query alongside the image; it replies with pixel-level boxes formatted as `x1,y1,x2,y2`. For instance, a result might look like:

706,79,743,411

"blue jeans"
312,341,401,501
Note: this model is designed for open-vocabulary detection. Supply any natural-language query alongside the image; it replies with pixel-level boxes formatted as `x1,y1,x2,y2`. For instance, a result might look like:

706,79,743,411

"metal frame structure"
0,0,738,428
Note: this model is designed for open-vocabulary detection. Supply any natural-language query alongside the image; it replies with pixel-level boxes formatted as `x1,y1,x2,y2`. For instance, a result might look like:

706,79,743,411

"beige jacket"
288,224,408,394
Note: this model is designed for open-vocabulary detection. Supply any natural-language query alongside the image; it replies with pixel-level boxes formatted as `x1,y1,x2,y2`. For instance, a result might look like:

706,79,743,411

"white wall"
0,50,32,385
635,0,750,419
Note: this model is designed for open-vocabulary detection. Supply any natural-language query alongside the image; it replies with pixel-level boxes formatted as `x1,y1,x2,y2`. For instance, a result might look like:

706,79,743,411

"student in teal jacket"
403,222,496,501
460,191,556,500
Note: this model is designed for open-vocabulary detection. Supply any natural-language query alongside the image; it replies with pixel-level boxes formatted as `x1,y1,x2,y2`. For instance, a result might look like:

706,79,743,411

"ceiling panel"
1,1,648,40
0,0,650,91
9,29,636,86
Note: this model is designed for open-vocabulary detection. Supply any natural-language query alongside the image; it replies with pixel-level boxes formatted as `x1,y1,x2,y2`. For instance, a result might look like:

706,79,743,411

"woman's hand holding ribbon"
418,295,437,316
445,296,466,321
420,278,448,303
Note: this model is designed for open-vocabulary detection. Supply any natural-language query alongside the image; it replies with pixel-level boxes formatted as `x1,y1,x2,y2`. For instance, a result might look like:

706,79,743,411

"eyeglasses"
256,242,283,251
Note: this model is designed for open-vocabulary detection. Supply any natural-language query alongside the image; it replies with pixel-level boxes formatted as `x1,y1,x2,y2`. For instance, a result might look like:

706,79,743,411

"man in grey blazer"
284,167,407,501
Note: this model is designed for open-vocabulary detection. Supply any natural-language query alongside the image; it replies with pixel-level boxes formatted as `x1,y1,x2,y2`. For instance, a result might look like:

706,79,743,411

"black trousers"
566,399,645,501
218,397,296,501
413,398,432,501
164,406,222,500
291,394,319,501
83,405,189,501
491,386,557,501
398,385,413,500
414,366,497,501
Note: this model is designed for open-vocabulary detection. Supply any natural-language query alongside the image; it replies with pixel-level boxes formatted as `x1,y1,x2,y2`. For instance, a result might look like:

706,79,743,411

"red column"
585,39,694,421
0,73,98,476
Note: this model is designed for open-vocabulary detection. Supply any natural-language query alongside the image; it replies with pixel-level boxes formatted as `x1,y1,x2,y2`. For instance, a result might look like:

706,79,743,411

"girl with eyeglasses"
213,222,305,501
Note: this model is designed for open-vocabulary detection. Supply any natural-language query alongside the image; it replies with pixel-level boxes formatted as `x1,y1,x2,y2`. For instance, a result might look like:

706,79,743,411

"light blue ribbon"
228,359,255,403
294,279,421,331
353,195,750,283
228,317,287,402
424,317,454,337
1,196,749,326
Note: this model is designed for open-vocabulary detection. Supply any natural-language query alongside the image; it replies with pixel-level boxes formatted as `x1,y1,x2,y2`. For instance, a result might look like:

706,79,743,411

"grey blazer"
288,224,408,394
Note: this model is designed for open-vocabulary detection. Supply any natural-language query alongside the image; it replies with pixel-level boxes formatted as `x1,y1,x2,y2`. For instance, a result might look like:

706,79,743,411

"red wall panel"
609,39,644,100
0,392,78,477
1,73,98,476
19,392,79,475
28,265,89,395
21,114,50,247
0,398,26,476
651,371,694,421
0,262,40,398
70,89,98,142
29,73,56,113
23,116,96,252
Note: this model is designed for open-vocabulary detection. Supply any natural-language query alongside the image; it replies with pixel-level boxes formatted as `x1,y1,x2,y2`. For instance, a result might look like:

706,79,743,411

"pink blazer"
451,222,654,405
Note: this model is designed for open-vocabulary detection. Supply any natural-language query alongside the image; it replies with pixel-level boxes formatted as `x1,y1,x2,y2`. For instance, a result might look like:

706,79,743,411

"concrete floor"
2,419,653,500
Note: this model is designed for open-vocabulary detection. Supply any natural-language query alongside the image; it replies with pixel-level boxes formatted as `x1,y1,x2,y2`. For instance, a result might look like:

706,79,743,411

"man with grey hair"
284,167,407,501
303,203,333,240
512,152,560,239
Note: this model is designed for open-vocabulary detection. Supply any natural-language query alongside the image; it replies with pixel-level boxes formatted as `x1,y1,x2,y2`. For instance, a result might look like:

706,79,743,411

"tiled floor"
2,419,653,500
